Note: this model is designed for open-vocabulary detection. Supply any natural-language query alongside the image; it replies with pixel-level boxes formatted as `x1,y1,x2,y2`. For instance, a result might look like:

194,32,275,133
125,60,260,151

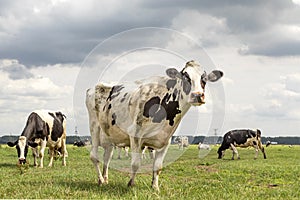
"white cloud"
0,59,79,135
285,73,300,93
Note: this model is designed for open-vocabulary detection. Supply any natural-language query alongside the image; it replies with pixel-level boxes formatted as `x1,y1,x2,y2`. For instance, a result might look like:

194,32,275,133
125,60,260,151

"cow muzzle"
19,158,26,165
189,92,205,106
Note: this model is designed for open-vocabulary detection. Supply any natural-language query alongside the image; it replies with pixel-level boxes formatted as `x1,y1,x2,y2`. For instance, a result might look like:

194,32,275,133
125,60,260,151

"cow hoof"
127,179,135,187
103,177,109,184
238,157,240,160
152,185,160,192
98,178,105,186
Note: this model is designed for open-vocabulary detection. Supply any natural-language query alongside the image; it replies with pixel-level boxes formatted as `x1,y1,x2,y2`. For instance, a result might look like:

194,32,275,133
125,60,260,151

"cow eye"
201,71,207,89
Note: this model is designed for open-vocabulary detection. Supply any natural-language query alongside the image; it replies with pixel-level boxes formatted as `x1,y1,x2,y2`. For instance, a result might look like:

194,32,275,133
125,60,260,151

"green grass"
0,144,299,199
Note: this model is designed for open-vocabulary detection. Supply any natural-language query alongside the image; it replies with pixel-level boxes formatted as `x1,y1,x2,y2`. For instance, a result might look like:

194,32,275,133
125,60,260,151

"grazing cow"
198,142,211,150
86,60,223,190
7,110,68,167
217,129,266,160
74,140,86,147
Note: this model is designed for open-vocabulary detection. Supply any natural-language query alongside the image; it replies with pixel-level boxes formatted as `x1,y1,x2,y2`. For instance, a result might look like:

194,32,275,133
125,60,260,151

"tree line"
1,135,300,145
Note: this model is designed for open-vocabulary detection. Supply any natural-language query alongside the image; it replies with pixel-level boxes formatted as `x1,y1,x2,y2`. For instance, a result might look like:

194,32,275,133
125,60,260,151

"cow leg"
258,142,267,159
117,147,121,159
90,130,106,185
128,137,142,187
102,144,114,184
230,144,239,160
32,147,38,167
39,139,47,168
48,147,54,167
90,145,105,185
152,142,170,191
61,138,67,166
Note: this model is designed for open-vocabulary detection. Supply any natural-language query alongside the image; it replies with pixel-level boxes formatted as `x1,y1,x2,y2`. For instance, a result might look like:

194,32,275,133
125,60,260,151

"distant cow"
198,142,211,150
174,136,189,149
7,110,68,167
86,60,223,190
217,129,266,160
141,146,155,159
116,146,129,159
74,140,86,147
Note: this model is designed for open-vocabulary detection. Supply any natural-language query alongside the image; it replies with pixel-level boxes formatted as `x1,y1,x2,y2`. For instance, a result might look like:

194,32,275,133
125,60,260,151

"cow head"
166,60,223,106
217,147,225,159
7,136,38,165
55,112,66,122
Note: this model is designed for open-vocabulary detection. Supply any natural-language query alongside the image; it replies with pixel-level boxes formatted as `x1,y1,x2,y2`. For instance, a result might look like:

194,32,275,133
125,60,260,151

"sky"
1,0,300,137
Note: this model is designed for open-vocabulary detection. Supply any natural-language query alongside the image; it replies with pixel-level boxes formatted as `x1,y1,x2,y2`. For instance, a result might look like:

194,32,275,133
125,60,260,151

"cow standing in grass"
217,129,266,160
7,110,68,167
86,60,223,191
174,136,189,149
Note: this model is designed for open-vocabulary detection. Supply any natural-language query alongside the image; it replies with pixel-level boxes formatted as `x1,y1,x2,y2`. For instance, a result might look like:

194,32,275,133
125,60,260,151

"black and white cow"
86,60,223,191
73,140,86,147
7,110,68,167
174,136,189,149
217,129,266,160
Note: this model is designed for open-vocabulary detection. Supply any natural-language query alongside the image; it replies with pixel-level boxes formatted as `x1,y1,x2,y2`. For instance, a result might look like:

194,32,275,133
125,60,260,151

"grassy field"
0,144,299,199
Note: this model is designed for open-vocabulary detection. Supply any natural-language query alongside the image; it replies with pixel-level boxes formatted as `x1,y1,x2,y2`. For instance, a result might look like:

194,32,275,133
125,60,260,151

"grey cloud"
0,0,300,66
0,1,177,66
0,61,34,80
243,41,300,57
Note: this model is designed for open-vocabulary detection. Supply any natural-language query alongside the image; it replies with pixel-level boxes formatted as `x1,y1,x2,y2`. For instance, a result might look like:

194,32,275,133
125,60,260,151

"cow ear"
7,141,17,147
28,141,38,148
207,70,223,82
166,68,181,79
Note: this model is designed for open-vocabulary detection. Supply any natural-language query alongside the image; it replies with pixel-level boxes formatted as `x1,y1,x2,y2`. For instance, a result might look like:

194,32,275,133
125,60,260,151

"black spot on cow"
112,113,117,125
143,96,161,118
161,94,181,126
166,79,177,90
107,85,124,101
143,94,181,126
48,112,64,141
253,141,257,146
120,93,128,103
108,104,112,109
180,71,192,95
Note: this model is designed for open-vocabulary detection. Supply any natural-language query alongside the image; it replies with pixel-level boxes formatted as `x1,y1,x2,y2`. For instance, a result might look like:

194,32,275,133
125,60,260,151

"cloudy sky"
1,0,300,137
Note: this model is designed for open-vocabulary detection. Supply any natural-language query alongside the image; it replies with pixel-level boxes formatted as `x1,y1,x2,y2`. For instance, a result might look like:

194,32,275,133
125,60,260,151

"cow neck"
178,91,191,116
21,125,34,140
20,113,36,140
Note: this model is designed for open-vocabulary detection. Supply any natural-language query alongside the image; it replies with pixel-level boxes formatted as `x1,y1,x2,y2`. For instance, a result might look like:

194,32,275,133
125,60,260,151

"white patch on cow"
18,136,27,160
182,61,203,94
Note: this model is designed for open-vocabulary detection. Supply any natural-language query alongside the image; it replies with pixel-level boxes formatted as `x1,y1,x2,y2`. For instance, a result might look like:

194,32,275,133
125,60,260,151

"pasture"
0,144,299,199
